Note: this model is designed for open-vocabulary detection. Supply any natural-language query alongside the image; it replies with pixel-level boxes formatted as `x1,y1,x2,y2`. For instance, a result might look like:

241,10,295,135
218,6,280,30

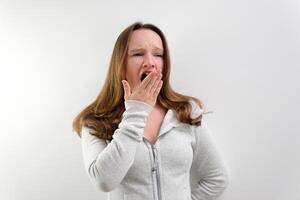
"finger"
149,75,162,95
140,71,156,89
122,80,131,100
145,72,160,91
153,80,163,98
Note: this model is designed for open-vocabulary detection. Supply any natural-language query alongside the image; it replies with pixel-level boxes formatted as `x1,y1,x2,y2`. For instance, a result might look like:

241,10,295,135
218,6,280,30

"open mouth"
140,72,150,82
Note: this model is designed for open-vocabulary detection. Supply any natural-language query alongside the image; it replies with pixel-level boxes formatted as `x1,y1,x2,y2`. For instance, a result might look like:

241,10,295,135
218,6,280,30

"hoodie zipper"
151,144,162,200
144,137,162,200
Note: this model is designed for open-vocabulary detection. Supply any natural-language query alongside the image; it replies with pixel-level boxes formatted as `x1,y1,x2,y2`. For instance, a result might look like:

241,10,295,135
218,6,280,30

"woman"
73,22,229,200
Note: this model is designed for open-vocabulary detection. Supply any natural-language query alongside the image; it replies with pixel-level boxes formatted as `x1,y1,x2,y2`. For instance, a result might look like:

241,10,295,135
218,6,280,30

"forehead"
128,29,163,50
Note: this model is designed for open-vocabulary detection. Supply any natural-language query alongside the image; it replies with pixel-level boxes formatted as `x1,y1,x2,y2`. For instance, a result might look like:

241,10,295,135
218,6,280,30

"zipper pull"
152,166,157,172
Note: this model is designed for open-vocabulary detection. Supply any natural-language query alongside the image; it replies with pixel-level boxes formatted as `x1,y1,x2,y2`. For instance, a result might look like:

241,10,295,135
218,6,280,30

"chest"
143,111,165,145
123,126,194,185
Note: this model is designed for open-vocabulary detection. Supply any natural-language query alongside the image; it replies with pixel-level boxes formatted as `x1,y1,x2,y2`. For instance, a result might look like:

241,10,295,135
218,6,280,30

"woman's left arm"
190,120,229,200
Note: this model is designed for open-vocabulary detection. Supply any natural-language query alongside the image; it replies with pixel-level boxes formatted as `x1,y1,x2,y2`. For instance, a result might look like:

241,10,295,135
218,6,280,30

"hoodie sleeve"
190,120,229,200
80,100,152,192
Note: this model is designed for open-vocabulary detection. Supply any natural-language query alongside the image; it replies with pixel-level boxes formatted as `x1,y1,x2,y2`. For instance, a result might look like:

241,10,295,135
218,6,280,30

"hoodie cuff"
124,100,153,113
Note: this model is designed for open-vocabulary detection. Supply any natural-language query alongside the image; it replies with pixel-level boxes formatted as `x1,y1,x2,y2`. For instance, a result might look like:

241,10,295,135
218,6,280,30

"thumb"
121,80,131,100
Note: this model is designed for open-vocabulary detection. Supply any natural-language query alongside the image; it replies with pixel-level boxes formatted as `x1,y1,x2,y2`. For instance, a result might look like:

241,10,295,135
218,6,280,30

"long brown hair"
72,22,210,140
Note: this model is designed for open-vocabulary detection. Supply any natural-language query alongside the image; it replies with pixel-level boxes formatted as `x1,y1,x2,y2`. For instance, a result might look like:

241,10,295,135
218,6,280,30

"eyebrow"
129,47,164,53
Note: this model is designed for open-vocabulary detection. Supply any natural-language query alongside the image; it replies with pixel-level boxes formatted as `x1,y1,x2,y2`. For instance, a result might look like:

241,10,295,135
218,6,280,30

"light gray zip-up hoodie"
81,99,229,200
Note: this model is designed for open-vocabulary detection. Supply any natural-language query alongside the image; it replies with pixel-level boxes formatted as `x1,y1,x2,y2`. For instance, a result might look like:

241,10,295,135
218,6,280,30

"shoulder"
80,126,95,136
188,99,212,148
80,126,110,144
80,126,96,141
188,99,204,119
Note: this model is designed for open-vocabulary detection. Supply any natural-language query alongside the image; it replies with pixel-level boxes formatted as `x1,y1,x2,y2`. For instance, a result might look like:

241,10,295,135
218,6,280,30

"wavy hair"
72,22,210,140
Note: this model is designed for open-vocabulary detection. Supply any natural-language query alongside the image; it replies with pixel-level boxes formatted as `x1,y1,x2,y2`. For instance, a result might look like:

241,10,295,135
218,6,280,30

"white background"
0,0,299,200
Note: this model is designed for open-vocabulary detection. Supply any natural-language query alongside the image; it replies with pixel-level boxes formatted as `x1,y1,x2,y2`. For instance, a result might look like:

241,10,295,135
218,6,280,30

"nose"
142,53,157,71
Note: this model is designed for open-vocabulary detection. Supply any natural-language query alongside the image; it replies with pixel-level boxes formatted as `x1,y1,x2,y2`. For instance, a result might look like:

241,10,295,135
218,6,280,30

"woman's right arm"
81,100,152,192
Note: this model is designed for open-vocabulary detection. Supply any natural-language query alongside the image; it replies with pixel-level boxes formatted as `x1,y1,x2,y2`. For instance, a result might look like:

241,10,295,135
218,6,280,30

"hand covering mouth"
140,72,150,82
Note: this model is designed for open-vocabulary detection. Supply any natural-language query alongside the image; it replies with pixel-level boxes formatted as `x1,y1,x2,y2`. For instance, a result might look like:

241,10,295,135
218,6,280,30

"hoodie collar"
159,109,181,137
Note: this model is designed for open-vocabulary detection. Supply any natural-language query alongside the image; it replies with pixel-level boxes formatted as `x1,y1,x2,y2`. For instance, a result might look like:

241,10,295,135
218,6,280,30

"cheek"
128,57,143,66
127,57,141,69
155,57,163,64
126,61,140,80
155,58,164,72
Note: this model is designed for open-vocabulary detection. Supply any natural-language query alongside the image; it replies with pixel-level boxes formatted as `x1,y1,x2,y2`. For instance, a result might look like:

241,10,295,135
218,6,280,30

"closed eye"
132,53,163,57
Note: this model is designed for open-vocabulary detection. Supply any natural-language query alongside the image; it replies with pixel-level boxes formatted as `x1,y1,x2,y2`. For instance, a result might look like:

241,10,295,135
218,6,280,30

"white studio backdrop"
0,0,299,200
